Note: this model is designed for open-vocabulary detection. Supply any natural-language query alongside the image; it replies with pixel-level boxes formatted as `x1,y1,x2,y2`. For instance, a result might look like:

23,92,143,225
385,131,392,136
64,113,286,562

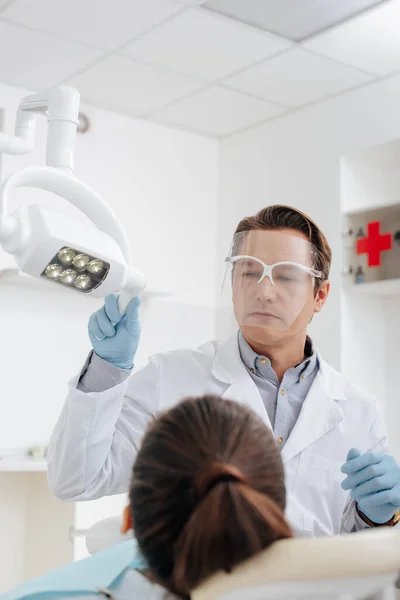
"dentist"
47,205,400,535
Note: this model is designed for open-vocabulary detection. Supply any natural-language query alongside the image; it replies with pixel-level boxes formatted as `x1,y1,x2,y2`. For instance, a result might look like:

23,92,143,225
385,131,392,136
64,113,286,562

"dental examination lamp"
0,86,146,314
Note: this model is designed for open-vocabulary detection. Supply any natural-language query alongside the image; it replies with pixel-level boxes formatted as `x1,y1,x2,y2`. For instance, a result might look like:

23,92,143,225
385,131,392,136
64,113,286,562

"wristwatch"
356,504,400,527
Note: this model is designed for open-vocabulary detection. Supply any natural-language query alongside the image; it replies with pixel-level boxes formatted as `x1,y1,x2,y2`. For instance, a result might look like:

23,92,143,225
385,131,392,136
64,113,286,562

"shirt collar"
238,330,318,382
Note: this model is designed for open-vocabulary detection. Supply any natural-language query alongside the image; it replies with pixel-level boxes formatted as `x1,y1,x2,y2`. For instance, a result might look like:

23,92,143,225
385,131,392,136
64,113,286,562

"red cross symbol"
356,221,392,267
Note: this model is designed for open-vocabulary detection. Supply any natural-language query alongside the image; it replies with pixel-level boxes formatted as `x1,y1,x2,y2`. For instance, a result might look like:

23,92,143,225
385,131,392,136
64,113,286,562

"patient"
6,395,291,599
130,393,292,597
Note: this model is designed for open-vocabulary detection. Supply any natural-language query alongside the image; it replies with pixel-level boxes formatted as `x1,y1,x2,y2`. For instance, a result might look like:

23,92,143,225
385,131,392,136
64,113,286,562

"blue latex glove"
88,294,141,370
341,448,400,524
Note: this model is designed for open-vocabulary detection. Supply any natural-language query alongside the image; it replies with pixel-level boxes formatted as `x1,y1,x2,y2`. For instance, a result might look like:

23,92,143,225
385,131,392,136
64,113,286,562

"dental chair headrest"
192,528,400,600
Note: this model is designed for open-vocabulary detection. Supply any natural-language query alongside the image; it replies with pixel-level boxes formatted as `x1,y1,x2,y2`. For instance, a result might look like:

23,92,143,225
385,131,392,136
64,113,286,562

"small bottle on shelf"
355,266,365,284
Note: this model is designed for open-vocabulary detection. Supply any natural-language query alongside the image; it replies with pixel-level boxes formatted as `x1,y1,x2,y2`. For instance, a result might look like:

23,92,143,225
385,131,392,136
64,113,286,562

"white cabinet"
0,458,127,594
71,488,128,563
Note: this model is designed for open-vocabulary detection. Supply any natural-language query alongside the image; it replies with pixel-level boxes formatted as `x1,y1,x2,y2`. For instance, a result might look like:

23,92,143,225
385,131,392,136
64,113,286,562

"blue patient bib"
2,540,143,600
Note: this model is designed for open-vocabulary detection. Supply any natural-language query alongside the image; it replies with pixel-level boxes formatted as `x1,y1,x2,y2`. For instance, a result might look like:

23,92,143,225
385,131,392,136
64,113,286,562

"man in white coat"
47,205,400,536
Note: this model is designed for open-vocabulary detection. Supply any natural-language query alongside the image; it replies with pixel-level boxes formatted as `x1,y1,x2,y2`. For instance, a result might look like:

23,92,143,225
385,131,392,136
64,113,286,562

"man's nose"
256,275,278,301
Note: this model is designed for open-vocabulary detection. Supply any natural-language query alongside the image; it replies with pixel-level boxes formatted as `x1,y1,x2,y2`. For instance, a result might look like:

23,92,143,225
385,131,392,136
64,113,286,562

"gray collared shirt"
238,331,319,447
78,351,131,393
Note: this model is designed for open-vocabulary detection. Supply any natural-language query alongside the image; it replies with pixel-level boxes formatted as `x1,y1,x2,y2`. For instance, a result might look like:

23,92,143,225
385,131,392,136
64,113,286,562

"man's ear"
121,505,133,534
314,280,330,313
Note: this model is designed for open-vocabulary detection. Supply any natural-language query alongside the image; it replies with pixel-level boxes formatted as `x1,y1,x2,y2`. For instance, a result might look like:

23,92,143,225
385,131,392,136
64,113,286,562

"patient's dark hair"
130,395,291,597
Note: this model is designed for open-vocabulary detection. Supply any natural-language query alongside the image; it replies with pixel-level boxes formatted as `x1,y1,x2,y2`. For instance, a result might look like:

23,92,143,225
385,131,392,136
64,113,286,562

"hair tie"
195,463,246,500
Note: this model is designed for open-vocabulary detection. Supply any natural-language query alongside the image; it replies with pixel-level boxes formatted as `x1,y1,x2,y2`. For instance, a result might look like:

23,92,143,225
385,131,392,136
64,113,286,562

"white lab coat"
47,334,387,537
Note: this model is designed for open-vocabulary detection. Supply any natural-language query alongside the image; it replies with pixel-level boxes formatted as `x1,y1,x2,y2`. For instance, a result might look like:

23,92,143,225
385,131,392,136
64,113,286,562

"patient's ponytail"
131,396,292,598
172,462,291,594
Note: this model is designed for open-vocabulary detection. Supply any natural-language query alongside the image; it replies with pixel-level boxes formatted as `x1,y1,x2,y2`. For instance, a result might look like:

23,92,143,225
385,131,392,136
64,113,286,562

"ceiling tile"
203,0,387,42
122,8,291,81
152,85,286,137
68,55,206,117
224,48,373,108
0,0,11,12
0,20,100,90
2,0,182,50
303,0,400,76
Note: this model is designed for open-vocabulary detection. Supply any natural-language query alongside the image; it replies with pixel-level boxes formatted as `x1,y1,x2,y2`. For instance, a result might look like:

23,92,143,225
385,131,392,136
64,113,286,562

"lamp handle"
118,268,147,315
0,166,131,264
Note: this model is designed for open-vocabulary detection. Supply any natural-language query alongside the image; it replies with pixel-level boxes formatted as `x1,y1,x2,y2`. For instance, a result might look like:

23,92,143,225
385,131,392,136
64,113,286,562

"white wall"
0,82,219,449
218,73,400,377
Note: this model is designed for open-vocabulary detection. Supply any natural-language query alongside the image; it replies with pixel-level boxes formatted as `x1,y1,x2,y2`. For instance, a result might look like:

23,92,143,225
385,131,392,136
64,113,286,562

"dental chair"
193,528,400,600
86,515,133,555
86,518,400,600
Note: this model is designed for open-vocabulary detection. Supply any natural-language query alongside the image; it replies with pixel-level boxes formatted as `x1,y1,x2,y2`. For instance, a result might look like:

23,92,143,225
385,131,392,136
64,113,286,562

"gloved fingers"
341,451,384,475
346,448,361,462
349,474,391,500
117,315,141,340
341,463,387,490
104,294,122,325
95,306,116,338
124,297,141,335
89,313,106,341
125,297,141,336
358,489,398,509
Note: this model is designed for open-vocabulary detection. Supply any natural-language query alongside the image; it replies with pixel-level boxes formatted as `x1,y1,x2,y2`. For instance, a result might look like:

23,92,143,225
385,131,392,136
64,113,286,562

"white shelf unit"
0,458,128,594
0,458,47,472
344,278,400,296
340,139,400,468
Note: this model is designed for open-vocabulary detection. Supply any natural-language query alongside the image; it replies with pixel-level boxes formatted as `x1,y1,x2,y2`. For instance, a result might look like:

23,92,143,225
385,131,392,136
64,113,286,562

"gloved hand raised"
341,448,400,524
88,294,141,370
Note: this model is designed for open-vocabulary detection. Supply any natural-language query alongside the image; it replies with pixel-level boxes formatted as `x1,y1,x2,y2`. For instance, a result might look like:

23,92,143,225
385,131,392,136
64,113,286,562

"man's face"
231,228,329,344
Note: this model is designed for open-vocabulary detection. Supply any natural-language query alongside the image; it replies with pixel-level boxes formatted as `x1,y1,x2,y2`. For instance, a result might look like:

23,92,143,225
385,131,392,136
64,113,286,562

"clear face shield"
222,230,323,332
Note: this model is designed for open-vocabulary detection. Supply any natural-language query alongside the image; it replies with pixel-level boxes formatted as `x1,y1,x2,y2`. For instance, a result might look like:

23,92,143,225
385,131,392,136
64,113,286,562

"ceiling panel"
68,55,206,117
0,0,12,12
122,8,291,81
203,0,387,42
303,0,400,76
0,20,100,90
152,85,286,136
0,0,394,139
224,48,373,108
2,0,182,50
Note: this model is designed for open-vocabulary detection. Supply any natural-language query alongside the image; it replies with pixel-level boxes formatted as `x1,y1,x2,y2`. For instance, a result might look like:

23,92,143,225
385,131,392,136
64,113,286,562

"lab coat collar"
211,332,241,385
212,334,344,462
280,356,344,463
212,333,273,430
